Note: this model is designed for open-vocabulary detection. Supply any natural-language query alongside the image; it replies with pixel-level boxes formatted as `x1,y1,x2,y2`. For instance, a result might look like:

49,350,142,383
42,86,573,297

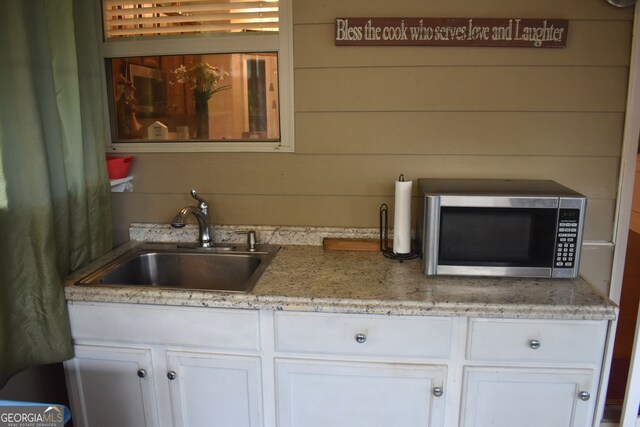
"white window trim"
104,0,294,153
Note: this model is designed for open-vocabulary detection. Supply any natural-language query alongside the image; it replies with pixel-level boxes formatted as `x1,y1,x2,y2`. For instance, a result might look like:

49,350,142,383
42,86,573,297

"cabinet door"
461,367,595,427
166,351,263,427
275,359,447,427
64,344,158,427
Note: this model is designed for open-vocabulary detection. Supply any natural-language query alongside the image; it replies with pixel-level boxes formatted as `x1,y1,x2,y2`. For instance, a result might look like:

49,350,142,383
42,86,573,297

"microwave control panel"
554,208,581,269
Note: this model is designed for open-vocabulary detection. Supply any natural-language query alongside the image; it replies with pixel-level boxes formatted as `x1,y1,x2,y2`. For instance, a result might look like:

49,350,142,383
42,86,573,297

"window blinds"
103,0,279,39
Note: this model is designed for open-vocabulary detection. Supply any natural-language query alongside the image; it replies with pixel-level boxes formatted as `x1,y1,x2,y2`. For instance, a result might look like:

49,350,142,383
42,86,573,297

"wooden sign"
335,18,568,48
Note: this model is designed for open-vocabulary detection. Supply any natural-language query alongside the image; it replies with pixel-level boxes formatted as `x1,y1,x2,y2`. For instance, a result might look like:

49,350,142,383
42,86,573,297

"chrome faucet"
171,190,212,247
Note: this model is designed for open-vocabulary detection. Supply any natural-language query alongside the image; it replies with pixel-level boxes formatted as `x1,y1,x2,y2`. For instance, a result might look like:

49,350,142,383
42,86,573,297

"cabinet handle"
578,391,591,401
167,371,177,380
137,369,147,379
355,333,367,344
529,339,541,350
433,387,443,397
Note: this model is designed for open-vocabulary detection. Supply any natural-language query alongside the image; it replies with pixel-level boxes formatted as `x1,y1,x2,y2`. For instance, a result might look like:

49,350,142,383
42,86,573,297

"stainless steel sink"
76,243,279,293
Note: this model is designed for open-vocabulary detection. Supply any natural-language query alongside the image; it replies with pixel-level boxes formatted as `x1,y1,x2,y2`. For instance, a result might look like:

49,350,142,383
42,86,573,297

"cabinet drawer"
467,318,608,364
274,312,452,359
68,303,260,351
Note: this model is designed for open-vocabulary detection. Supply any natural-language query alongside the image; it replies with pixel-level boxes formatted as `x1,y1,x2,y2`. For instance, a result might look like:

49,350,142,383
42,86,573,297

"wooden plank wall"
111,0,633,290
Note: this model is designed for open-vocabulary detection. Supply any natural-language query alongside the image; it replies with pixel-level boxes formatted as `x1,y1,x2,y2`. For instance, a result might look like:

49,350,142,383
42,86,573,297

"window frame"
101,0,294,153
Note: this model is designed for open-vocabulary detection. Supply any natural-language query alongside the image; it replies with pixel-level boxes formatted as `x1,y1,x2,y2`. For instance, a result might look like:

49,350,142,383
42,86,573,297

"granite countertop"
64,225,617,320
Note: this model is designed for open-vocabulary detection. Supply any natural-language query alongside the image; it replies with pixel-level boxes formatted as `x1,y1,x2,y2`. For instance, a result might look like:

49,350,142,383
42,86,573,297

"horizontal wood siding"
126,154,618,198
295,67,628,112
295,112,624,155
113,192,614,242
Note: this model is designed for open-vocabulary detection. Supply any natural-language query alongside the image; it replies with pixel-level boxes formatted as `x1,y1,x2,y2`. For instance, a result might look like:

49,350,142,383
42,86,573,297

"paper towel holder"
379,203,419,262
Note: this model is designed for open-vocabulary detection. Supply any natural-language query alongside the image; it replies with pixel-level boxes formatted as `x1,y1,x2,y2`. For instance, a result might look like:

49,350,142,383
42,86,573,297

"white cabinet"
166,351,263,427
65,344,159,427
276,359,446,427
67,348,263,427
64,303,610,427
64,303,263,427
461,318,609,427
461,367,594,427
273,311,452,427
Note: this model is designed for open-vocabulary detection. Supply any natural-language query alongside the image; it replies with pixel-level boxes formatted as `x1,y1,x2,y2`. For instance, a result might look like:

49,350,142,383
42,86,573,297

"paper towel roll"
393,177,412,254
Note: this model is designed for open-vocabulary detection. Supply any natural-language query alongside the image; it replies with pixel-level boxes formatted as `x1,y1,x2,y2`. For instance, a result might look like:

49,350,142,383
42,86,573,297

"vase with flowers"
170,61,231,139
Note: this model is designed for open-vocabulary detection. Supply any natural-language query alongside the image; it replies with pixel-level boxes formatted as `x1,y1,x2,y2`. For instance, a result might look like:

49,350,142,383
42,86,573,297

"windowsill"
108,141,291,153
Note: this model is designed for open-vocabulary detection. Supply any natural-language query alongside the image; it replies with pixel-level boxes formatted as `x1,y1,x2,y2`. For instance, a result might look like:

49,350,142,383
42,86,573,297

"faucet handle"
190,189,209,211
190,189,207,204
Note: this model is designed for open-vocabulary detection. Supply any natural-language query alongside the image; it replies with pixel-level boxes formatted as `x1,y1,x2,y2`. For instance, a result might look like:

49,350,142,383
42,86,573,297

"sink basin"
76,243,279,293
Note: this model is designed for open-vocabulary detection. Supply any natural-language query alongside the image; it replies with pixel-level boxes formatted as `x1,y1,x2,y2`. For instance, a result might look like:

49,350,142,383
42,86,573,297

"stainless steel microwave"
416,179,587,278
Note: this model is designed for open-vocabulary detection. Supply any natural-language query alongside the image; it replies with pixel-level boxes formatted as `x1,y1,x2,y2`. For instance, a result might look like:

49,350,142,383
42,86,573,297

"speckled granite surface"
128,223,382,246
64,229,617,320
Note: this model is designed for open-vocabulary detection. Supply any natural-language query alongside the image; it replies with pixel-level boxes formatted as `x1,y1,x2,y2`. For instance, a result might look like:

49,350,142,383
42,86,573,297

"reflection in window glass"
107,53,280,143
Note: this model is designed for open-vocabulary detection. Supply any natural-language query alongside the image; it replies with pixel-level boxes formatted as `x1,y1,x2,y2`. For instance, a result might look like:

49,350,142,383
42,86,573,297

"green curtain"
0,0,113,387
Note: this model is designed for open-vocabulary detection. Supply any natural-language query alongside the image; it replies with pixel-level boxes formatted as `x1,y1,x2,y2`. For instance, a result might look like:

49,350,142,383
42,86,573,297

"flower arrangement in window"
170,61,231,104
170,61,231,138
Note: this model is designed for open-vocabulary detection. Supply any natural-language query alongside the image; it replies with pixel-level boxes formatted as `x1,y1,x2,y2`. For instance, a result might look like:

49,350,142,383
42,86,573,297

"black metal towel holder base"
379,203,419,262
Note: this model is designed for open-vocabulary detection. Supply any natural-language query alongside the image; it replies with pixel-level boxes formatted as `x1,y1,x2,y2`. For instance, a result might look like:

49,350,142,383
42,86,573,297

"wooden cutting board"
322,238,381,252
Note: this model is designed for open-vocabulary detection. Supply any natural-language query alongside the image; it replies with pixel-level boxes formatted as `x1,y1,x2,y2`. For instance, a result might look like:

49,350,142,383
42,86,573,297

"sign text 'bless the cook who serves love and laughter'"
335,18,568,48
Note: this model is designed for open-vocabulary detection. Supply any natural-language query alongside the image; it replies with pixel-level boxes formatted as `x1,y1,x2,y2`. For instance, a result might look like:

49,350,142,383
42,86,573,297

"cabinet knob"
578,391,591,401
529,339,541,350
137,369,147,379
355,333,367,344
433,387,443,397
167,370,177,380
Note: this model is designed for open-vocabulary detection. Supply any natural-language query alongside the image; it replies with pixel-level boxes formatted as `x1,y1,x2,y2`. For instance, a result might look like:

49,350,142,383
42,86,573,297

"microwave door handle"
438,196,559,209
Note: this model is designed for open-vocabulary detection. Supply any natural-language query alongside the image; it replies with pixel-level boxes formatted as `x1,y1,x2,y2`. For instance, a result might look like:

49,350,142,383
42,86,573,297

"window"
101,0,293,153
